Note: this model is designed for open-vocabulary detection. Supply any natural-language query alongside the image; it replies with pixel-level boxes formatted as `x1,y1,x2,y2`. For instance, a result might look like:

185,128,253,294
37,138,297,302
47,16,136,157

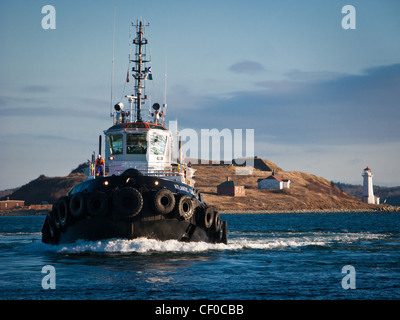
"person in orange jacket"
95,154,105,177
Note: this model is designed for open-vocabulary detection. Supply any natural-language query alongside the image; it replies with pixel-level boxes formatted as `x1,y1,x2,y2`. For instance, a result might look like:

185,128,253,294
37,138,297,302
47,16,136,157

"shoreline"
1,207,399,217
0,210,48,217
219,208,376,214
220,207,400,214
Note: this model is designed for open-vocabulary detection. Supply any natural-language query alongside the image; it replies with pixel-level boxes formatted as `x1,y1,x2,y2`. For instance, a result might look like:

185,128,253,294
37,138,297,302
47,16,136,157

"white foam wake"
56,237,228,254
54,236,326,254
34,231,385,254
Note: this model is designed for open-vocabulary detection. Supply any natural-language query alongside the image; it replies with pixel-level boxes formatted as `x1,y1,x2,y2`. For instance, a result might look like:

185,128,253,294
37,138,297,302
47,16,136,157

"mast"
110,8,116,118
131,20,150,122
162,56,167,127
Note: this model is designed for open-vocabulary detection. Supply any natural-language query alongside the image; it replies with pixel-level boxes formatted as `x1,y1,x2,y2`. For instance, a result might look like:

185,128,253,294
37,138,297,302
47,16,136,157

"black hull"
41,170,228,245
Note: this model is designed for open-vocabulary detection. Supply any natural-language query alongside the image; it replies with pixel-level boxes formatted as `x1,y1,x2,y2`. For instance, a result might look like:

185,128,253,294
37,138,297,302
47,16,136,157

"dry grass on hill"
191,164,373,212
3,159,383,213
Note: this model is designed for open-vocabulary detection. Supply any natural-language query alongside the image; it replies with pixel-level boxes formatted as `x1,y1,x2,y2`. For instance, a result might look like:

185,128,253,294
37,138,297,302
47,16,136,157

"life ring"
152,188,176,215
177,195,194,220
69,192,87,218
212,211,221,233
113,187,143,217
87,191,109,218
57,196,70,229
204,207,214,229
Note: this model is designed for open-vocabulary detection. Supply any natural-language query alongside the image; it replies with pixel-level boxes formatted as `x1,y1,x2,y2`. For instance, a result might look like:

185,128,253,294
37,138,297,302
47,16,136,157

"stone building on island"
257,172,291,190
217,177,245,197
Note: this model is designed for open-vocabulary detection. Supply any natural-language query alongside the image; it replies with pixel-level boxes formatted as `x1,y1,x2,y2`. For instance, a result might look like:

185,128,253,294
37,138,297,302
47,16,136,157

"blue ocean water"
1,212,400,300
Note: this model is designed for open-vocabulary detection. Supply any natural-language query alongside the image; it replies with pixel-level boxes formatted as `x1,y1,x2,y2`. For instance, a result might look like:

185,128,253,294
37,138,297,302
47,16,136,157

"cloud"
174,63,400,146
0,105,103,120
256,140,400,186
21,85,52,93
283,70,347,83
0,97,107,120
0,133,87,146
229,60,266,74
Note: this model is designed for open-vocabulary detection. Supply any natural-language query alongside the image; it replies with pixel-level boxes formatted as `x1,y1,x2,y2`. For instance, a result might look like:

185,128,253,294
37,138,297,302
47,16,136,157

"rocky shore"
2,160,399,215
2,207,398,217
0,209,48,216
220,208,400,214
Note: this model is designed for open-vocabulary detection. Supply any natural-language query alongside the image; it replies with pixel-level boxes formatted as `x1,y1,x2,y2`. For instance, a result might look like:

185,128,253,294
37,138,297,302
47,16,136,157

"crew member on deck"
151,110,164,125
95,154,105,177
152,110,160,124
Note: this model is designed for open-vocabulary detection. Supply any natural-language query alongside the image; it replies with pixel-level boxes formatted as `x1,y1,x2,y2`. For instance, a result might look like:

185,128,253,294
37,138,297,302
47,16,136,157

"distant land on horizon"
333,182,400,207
1,158,399,213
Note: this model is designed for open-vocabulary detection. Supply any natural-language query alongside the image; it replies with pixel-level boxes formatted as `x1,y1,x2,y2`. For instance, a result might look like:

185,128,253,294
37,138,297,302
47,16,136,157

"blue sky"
1,0,400,190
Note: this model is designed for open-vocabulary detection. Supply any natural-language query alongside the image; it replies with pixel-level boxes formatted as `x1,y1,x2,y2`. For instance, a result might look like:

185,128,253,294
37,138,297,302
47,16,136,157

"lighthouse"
362,167,379,204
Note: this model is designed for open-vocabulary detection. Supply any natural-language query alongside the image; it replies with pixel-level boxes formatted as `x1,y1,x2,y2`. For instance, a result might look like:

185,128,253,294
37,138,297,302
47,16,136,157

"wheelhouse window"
150,132,167,156
107,134,123,155
126,133,147,154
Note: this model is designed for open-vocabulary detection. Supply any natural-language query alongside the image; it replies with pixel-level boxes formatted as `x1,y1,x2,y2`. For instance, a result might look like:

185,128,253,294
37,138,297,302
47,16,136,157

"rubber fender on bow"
69,192,87,219
212,211,222,233
113,187,143,217
221,220,228,244
57,196,70,229
51,202,61,229
87,191,109,218
204,207,214,229
152,188,176,215
45,212,56,239
121,168,143,177
43,212,59,244
177,195,194,220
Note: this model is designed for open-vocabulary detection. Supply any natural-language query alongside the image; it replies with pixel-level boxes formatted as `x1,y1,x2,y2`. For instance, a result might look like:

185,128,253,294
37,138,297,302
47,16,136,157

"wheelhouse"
104,121,180,180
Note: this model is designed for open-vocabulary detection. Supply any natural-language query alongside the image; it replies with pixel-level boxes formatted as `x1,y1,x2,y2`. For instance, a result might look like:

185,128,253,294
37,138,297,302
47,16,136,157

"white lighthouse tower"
362,167,379,204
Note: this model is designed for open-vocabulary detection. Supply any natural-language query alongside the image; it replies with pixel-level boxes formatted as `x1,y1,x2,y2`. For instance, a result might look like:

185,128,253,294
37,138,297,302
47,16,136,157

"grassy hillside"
2,159,398,212
192,164,376,212
1,173,86,205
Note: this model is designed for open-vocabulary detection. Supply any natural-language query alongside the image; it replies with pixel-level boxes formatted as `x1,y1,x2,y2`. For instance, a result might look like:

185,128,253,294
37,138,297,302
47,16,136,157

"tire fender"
204,207,214,229
57,196,70,229
113,187,143,217
69,192,87,219
152,188,176,215
87,191,109,218
177,195,194,220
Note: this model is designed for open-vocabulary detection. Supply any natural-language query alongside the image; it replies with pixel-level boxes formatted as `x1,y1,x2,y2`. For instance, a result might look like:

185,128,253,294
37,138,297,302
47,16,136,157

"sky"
1,0,400,190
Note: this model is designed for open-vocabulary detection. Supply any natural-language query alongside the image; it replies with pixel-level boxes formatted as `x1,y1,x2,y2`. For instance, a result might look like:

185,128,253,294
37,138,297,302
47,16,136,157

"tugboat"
41,20,228,245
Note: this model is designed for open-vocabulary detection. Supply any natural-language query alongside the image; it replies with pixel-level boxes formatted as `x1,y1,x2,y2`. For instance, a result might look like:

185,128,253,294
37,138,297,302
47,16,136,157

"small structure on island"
362,167,380,204
217,177,245,197
233,156,281,172
258,171,290,190
0,198,25,210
